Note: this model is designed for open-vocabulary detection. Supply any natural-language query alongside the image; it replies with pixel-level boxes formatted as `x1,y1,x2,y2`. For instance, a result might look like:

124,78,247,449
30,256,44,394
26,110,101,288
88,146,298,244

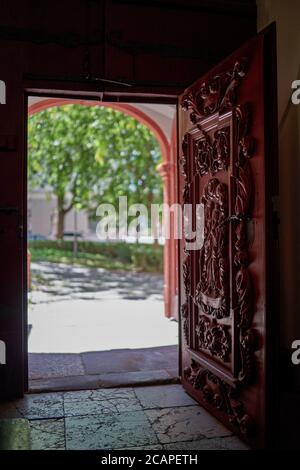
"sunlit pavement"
28,262,178,354
27,262,179,390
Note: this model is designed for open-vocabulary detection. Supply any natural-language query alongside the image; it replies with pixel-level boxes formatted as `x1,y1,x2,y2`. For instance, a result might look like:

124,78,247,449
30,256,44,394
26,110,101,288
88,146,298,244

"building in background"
28,189,90,240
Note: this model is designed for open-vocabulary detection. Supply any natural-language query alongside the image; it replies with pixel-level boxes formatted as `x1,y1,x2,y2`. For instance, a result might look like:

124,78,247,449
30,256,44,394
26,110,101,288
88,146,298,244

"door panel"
178,26,278,449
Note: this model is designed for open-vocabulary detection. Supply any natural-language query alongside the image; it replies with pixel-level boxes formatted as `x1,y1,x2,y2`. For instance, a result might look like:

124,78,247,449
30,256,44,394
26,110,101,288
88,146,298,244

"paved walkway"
28,262,178,390
0,385,248,450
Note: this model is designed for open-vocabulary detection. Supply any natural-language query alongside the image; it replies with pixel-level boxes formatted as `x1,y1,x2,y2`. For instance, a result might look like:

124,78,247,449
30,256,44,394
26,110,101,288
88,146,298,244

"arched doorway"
28,98,178,319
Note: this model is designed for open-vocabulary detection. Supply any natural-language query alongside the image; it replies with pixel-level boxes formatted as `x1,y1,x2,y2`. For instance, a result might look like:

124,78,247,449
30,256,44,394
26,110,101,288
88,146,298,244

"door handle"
220,214,251,226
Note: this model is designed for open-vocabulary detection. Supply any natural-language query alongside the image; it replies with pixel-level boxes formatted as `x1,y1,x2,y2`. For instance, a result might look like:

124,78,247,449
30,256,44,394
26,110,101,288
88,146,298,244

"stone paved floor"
28,262,178,390
0,385,248,450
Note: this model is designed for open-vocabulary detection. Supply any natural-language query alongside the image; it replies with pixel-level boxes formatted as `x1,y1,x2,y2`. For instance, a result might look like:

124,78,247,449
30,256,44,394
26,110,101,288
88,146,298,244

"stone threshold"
29,372,180,393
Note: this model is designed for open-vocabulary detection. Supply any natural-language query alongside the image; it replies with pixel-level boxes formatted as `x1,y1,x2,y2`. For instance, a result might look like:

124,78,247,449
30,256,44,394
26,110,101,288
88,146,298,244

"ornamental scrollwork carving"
182,255,191,297
195,126,230,176
196,316,231,361
180,132,192,345
180,134,191,204
180,133,188,180
181,253,191,346
181,59,248,124
194,178,229,319
234,104,254,222
184,360,253,437
233,104,256,384
181,303,189,344
180,57,259,439
195,132,211,176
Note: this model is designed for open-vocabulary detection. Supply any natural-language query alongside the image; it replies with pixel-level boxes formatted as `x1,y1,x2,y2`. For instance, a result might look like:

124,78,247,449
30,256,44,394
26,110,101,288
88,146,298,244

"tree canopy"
28,104,163,238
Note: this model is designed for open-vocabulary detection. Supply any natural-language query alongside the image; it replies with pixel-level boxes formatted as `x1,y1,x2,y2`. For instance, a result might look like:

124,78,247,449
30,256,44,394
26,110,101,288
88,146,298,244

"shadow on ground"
30,262,164,302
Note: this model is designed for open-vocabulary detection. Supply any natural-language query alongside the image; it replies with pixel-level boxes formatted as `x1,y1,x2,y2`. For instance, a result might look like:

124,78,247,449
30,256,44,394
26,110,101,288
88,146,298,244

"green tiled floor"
0,385,248,450
0,419,30,450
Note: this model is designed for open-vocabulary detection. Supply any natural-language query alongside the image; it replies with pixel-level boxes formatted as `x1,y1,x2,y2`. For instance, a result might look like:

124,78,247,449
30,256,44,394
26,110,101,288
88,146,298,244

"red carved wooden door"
178,26,278,449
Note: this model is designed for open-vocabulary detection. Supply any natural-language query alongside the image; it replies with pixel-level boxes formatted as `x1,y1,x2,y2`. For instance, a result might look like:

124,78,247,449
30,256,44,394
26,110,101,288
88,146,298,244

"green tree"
28,104,163,239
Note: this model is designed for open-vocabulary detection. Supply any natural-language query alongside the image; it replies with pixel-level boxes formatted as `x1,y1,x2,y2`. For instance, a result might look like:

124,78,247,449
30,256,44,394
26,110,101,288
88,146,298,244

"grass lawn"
30,247,133,271
29,241,163,273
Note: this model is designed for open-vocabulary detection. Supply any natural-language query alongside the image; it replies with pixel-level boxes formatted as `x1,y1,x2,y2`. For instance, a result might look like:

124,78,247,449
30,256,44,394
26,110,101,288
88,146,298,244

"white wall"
28,191,90,238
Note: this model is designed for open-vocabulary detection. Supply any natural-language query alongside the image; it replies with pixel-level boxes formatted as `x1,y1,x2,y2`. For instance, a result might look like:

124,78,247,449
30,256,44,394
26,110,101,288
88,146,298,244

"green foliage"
131,245,164,272
29,240,163,273
28,105,163,217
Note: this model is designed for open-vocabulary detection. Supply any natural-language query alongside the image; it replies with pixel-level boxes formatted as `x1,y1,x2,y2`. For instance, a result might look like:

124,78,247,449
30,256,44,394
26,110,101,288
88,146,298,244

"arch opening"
26,97,179,391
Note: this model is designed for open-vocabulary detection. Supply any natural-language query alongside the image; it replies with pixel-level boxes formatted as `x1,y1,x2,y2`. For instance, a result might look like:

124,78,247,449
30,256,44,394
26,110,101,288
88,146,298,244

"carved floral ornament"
194,178,229,320
181,58,248,124
180,123,230,180
181,251,191,345
184,106,257,437
180,103,256,376
182,103,256,434
179,134,191,202
195,316,231,361
198,107,255,380
184,359,253,437
233,103,256,384
181,302,189,344
180,57,258,438
195,126,230,176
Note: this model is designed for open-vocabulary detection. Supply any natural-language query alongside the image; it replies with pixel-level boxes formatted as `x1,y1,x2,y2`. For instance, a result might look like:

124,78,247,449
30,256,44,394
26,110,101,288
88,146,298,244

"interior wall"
257,1,300,366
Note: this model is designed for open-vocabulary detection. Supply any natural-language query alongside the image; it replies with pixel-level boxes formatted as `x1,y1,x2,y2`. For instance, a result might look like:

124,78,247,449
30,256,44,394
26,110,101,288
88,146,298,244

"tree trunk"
56,194,74,240
56,194,65,240
56,209,65,240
